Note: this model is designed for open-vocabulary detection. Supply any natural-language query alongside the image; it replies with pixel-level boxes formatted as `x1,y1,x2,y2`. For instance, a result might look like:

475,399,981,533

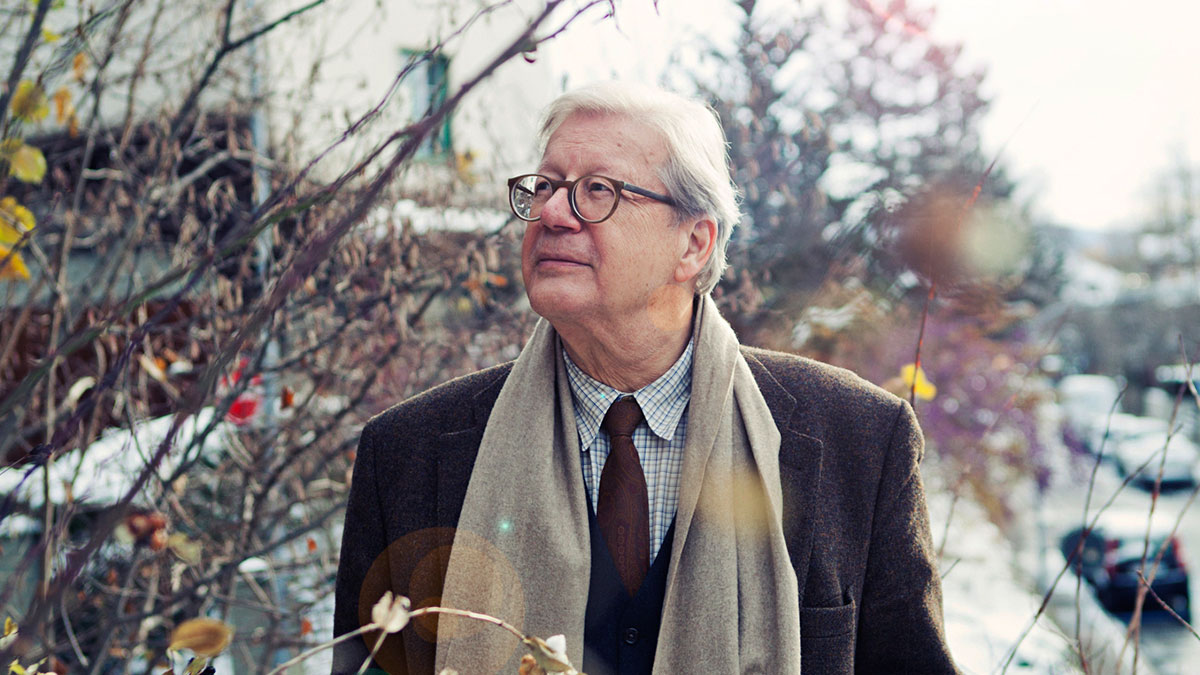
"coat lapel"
741,349,825,607
436,365,511,527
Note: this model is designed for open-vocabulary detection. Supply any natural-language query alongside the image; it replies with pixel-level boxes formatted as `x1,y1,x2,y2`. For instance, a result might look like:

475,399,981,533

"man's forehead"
539,112,666,177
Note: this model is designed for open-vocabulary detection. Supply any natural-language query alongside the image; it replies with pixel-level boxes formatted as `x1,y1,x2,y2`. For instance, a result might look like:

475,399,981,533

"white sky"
542,0,1200,231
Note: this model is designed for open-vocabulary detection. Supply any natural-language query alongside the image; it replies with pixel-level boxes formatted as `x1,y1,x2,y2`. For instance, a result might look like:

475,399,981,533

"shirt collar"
563,337,694,449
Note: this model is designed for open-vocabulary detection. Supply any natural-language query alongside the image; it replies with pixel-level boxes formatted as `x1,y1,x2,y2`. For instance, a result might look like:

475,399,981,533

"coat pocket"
800,598,856,674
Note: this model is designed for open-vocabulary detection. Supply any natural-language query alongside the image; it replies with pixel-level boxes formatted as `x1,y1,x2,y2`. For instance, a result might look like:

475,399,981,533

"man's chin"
526,285,594,323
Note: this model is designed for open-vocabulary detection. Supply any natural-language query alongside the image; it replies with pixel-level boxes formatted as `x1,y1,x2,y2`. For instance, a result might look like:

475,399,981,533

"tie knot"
602,396,644,438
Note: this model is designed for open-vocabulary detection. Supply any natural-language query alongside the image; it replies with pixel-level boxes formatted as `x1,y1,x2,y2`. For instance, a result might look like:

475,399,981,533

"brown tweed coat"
333,346,958,674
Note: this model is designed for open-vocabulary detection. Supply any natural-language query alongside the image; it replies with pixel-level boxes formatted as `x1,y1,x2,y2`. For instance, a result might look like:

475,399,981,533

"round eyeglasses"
507,173,677,224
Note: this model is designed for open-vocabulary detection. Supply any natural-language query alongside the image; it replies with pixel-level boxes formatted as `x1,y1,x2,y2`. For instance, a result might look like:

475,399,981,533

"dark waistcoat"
583,500,676,675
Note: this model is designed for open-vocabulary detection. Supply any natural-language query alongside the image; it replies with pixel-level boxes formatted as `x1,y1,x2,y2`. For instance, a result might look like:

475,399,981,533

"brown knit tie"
597,396,649,597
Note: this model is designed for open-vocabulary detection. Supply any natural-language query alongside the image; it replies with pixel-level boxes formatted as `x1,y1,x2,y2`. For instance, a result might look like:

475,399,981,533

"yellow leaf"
167,533,202,566
0,617,16,650
52,88,72,124
900,363,937,401
41,29,60,43
183,657,208,675
0,197,37,241
10,81,48,122
0,245,30,281
9,659,26,675
168,618,232,657
9,143,46,184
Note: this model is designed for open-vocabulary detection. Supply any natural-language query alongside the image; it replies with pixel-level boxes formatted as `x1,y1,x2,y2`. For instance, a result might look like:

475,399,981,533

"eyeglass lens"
510,175,619,222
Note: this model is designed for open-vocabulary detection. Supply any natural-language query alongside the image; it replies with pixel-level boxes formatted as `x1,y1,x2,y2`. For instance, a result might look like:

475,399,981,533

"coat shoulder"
362,361,514,440
740,345,903,416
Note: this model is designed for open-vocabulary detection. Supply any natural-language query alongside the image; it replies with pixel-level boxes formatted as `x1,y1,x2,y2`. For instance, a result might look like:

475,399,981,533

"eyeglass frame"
507,173,678,224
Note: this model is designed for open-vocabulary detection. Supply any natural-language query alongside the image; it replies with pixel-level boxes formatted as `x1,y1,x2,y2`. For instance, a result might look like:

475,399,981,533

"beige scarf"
436,295,801,673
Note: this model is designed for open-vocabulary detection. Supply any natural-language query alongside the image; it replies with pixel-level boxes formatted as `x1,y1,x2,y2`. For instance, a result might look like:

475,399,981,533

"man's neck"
556,298,695,393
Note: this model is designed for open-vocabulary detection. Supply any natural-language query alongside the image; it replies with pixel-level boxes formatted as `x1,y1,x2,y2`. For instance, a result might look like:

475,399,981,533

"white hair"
537,81,740,295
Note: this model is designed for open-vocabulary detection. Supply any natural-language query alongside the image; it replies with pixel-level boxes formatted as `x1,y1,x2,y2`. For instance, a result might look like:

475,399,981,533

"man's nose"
538,185,581,231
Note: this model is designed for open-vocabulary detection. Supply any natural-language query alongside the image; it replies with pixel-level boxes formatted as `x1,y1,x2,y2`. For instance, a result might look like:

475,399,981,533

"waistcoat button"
623,627,639,645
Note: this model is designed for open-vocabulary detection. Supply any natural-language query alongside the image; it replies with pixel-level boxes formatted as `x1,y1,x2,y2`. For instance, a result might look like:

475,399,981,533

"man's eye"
585,179,614,194
533,179,552,194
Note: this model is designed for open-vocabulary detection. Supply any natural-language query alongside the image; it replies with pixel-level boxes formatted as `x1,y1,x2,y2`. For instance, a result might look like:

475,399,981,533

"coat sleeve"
854,400,958,673
332,422,389,674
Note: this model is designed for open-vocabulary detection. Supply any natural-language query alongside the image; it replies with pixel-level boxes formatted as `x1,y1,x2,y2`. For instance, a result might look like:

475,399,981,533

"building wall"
264,0,559,205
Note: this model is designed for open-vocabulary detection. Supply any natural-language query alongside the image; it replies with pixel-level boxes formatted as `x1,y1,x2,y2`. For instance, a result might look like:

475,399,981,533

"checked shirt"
563,338,693,565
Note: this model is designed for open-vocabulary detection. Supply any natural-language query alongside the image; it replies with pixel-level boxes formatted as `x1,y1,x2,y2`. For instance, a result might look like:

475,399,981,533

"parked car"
1111,432,1199,490
1060,511,1191,620
1085,413,1167,457
1058,374,1121,438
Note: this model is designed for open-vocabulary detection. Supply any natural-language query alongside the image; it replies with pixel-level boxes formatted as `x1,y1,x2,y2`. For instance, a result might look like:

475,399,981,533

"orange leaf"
306,537,317,553
281,385,295,409
300,618,313,636
72,52,88,84
169,618,232,657
52,87,72,124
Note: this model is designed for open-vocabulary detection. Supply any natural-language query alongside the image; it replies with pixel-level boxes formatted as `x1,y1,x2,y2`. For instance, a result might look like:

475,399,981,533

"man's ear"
674,216,718,285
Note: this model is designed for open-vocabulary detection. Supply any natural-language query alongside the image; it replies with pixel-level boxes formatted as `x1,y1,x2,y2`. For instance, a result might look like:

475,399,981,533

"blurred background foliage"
3,0,1197,672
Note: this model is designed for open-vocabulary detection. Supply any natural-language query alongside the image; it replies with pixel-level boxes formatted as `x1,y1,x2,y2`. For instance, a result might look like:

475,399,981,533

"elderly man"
333,82,957,675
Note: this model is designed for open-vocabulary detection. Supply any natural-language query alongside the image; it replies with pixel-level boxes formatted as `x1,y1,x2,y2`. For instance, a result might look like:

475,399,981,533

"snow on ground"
931,487,1084,674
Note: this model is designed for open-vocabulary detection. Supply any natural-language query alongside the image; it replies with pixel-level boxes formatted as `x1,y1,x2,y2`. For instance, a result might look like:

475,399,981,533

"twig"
60,586,90,667
939,557,960,580
167,0,330,139
0,0,53,130
1138,571,1200,640
356,628,388,675
262,625,373,675
408,605,526,641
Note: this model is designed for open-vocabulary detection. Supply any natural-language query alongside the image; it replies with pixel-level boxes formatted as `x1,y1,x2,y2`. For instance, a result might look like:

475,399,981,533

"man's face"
521,112,690,329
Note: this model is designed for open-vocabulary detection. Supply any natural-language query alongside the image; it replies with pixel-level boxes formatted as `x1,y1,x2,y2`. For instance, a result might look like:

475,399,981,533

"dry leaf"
369,591,410,634
65,376,96,409
10,81,48,121
522,634,576,673
72,53,88,83
169,618,232,657
51,88,71,124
